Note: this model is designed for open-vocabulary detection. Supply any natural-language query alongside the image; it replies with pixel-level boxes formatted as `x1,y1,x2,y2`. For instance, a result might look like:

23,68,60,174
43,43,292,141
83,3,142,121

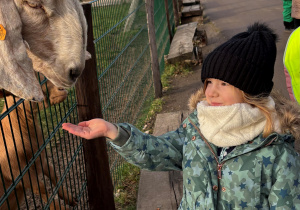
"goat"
0,0,91,101
0,75,76,210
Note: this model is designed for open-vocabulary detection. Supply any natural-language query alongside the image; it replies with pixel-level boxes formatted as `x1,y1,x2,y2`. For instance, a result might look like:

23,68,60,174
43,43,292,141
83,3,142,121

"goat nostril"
69,68,81,81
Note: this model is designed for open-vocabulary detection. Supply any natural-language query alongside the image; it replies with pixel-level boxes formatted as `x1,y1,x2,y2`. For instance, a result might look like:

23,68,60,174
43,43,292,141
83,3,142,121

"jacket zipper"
188,118,225,179
217,164,224,179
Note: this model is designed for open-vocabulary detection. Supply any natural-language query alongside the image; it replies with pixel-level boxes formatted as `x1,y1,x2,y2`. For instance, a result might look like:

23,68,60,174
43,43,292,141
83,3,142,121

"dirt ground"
160,18,228,113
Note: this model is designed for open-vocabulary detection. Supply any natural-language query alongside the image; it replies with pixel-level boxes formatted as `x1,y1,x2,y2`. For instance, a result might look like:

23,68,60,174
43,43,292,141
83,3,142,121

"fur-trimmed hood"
188,89,300,146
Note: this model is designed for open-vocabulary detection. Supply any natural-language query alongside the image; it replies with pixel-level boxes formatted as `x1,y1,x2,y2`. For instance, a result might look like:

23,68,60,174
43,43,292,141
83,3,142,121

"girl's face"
205,78,244,106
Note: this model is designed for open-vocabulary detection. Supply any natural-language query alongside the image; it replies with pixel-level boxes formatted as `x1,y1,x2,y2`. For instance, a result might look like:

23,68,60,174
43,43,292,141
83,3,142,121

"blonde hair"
200,80,275,137
242,93,274,137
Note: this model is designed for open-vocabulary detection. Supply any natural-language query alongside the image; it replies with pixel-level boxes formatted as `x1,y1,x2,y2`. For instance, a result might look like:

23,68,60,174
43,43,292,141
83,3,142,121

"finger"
62,122,73,127
62,123,80,132
62,123,73,130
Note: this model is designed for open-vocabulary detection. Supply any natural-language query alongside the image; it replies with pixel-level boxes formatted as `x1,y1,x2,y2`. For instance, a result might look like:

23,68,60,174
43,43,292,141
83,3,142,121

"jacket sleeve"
268,146,300,209
108,122,187,171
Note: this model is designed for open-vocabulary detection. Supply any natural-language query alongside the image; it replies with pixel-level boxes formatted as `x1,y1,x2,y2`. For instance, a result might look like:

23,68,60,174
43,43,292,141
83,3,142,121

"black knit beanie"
201,22,278,96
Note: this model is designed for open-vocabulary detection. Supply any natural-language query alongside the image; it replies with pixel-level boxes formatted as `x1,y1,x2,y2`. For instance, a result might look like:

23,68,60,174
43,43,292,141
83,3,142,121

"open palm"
62,118,109,139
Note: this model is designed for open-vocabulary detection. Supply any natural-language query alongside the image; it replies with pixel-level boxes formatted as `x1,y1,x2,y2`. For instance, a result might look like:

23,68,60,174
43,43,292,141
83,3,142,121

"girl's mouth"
211,102,222,106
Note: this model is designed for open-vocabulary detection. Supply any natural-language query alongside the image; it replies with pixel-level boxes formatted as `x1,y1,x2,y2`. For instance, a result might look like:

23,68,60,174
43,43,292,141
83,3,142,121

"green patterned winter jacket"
109,94,300,209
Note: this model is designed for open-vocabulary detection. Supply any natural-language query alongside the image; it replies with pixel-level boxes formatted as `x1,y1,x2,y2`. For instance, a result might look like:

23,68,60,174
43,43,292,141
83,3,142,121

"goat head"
0,0,91,101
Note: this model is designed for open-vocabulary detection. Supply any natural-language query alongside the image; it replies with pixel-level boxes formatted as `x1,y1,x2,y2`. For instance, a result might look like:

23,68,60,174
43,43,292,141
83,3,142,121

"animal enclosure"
90,0,175,192
0,76,88,209
0,0,176,209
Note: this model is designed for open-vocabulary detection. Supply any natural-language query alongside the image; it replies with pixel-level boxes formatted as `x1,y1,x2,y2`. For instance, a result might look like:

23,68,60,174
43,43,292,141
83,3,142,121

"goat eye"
24,1,42,9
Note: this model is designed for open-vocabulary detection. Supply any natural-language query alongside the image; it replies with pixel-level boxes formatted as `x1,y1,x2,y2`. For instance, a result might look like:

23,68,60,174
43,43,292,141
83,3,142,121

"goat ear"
85,51,92,60
0,0,44,101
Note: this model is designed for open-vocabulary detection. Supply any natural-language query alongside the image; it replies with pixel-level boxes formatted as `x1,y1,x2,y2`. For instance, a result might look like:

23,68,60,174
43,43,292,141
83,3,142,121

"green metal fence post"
76,3,115,210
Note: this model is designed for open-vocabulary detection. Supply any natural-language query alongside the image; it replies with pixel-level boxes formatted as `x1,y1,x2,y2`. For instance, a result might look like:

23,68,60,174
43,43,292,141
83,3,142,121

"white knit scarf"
196,97,279,147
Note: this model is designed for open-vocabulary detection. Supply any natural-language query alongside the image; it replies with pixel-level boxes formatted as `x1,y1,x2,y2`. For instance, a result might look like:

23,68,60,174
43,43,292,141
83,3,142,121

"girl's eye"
206,80,212,84
221,82,229,86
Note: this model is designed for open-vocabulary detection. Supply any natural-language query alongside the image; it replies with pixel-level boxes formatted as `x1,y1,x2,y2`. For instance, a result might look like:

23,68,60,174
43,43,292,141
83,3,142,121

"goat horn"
0,0,43,101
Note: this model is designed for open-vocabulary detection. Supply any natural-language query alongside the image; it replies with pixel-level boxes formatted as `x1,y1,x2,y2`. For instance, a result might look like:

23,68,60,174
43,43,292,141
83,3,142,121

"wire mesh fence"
0,76,89,209
0,0,176,208
91,0,175,192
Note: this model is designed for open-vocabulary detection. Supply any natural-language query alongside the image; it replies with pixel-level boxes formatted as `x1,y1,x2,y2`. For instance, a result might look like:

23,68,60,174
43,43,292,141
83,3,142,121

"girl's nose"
206,85,218,97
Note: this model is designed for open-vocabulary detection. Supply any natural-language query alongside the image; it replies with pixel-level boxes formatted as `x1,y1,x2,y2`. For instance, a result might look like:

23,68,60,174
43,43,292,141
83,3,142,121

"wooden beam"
164,0,173,42
172,0,180,27
145,0,162,98
77,4,115,210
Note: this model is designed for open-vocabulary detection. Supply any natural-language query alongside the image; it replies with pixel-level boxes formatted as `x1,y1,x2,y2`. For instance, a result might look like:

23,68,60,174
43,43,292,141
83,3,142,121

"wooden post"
172,0,180,26
164,0,173,42
178,0,183,14
76,4,115,210
145,0,162,98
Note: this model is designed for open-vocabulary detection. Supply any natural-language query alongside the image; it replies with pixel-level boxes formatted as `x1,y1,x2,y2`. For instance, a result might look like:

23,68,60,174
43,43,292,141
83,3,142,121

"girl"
62,23,300,209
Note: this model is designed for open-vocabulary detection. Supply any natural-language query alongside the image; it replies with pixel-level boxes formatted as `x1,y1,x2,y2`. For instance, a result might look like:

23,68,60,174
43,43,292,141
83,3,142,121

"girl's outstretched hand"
62,118,118,140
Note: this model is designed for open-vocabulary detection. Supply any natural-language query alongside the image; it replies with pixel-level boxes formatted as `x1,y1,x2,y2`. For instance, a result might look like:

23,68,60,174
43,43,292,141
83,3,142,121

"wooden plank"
137,111,185,210
169,171,183,208
182,0,200,5
137,171,176,210
165,22,198,64
181,5,202,17
153,111,183,135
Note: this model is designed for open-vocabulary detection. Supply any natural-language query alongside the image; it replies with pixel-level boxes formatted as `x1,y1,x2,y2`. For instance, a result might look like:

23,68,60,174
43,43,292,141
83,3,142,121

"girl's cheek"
205,89,210,97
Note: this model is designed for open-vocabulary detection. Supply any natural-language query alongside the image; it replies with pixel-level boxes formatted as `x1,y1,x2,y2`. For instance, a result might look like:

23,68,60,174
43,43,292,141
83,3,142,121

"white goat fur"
0,75,75,210
0,0,91,101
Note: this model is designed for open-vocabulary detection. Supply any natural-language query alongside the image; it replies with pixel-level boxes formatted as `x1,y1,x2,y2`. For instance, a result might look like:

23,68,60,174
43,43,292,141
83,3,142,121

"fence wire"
0,0,175,208
91,0,175,192
0,76,89,209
